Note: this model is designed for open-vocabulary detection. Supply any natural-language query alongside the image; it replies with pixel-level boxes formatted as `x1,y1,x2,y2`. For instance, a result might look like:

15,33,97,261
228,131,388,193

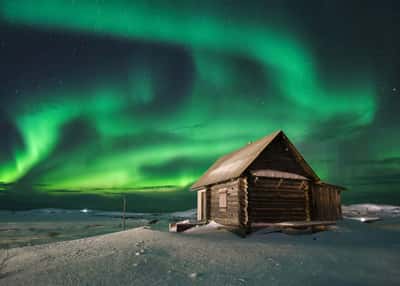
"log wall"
311,184,342,220
248,177,309,223
205,176,342,227
238,177,248,227
207,178,248,227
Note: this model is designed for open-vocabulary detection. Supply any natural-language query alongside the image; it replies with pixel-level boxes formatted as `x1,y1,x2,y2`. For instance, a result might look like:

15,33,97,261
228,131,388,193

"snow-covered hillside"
1,217,400,286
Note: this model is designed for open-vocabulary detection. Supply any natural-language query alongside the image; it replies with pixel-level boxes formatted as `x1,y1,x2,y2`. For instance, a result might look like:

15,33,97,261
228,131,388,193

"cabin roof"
191,130,320,190
316,181,347,191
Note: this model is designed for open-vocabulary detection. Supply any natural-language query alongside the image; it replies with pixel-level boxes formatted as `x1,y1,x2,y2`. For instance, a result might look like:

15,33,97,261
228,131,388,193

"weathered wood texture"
207,179,242,226
193,131,344,229
249,135,312,179
169,222,197,232
311,184,342,220
247,177,309,223
238,177,248,227
205,176,343,226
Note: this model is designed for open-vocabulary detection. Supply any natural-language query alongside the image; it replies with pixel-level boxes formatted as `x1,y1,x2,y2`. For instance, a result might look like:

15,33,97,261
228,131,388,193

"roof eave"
316,181,347,191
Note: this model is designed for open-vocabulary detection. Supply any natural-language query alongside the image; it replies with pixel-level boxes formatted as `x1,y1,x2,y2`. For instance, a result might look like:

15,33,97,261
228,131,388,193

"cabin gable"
248,133,317,180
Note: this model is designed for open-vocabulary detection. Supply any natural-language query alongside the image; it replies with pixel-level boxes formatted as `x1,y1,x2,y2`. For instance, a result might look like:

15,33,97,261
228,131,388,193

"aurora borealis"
0,1,399,211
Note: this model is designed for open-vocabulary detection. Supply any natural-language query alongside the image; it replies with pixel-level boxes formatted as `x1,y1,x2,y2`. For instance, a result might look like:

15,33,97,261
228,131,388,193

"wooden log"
251,206,305,210
250,187,306,192
250,188,304,195
250,193,305,199
250,213,307,218
254,178,305,185
253,183,304,189
255,181,304,188
305,189,310,221
251,216,307,220
249,208,306,212
241,177,249,227
251,219,307,222
249,194,305,198
249,193,305,197
249,203,305,208
252,200,303,205
251,213,307,217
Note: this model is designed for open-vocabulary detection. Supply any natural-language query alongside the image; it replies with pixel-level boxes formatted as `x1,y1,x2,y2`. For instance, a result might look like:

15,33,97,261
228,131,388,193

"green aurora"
0,1,399,210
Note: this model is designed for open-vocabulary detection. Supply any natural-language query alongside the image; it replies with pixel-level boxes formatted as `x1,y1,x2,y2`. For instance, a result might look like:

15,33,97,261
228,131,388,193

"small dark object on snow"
169,220,205,232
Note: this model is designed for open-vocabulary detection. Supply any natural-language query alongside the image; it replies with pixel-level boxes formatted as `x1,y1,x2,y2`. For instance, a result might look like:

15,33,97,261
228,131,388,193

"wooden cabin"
190,130,345,230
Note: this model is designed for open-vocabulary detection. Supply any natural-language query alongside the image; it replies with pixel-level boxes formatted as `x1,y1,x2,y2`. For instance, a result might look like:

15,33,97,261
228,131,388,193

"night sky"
1,0,399,211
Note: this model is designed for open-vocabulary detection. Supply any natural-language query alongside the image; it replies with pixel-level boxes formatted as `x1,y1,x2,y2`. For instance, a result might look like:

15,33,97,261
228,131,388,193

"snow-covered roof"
190,130,319,190
250,169,310,180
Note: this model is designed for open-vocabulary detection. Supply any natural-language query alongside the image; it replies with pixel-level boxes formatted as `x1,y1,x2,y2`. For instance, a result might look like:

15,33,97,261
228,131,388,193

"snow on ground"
1,218,400,286
184,220,224,233
342,204,400,217
0,209,195,249
169,209,197,220
1,206,400,285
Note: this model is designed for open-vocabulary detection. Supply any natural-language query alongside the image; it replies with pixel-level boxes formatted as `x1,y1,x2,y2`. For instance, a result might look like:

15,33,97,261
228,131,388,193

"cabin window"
219,191,227,208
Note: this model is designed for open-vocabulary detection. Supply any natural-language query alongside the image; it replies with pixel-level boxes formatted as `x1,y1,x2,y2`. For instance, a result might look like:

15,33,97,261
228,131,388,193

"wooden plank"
251,220,336,228
249,195,303,199
250,217,307,221
252,220,307,223
250,188,304,195
250,203,305,208
249,203,306,208
255,179,304,186
253,184,304,190
251,207,305,211
169,221,201,232
254,177,305,184
250,214,307,218
253,187,305,192
250,209,306,213
249,196,305,200
249,194,305,198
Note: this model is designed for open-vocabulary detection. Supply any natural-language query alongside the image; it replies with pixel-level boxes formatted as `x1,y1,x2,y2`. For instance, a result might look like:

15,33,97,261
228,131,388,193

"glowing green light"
0,0,379,193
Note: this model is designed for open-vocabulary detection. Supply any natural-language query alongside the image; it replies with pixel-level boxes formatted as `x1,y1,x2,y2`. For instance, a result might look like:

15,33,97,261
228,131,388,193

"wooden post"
241,177,249,228
122,195,127,230
305,184,311,222
197,189,206,222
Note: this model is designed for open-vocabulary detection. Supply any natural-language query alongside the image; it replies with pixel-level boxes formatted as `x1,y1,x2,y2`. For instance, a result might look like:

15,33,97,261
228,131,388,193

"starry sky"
0,0,399,211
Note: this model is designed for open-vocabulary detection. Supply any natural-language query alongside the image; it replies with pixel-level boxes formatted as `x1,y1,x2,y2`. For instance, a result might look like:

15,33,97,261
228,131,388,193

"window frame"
218,189,227,209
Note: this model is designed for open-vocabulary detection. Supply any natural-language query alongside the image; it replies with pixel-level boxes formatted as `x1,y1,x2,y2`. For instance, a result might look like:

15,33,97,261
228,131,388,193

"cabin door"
197,189,207,221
